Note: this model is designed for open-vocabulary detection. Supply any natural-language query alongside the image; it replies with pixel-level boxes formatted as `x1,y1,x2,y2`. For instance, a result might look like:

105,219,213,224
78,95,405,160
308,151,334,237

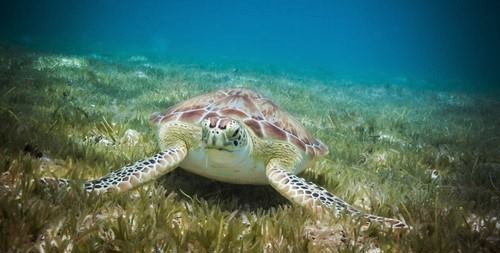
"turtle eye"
232,128,240,137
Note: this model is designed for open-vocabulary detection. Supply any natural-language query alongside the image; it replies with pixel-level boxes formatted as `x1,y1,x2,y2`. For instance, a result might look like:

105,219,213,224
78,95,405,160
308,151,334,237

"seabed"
0,46,499,252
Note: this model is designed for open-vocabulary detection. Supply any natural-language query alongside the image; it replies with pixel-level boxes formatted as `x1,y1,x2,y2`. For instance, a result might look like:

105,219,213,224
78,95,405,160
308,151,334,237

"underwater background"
0,0,499,252
2,0,500,88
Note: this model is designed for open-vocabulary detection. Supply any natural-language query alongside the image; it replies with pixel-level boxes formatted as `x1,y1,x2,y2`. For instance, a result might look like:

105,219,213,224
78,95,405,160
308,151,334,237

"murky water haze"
1,0,499,90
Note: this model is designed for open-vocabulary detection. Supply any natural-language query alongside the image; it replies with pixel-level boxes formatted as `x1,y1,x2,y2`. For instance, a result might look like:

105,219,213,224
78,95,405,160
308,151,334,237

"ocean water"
1,1,500,252
1,0,499,88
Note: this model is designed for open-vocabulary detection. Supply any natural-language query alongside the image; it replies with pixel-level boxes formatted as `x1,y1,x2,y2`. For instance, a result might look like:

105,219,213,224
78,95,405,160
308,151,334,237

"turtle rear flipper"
265,159,408,229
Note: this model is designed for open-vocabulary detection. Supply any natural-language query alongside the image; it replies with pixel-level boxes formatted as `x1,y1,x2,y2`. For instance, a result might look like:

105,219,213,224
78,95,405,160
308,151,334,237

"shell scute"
179,109,206,122
262,121,287,141
221,108,249,118
244,119,264,138
289,134,307,152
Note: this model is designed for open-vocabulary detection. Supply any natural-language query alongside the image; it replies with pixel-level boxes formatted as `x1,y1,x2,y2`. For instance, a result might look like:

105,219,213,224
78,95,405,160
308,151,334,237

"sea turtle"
44,88,407,228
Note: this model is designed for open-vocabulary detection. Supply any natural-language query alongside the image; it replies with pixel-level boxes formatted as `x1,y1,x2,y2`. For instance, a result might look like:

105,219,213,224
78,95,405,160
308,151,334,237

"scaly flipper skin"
84,143,187,193
41,143,187,193
265,159,408,229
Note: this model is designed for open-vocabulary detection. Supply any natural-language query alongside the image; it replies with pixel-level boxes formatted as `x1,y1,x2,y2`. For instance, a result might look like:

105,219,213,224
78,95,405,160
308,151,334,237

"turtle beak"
201,117,241,151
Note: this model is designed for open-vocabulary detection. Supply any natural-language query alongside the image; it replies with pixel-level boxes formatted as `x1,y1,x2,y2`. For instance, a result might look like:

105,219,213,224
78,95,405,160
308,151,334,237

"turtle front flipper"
84,143,187,193
41,143,187,193
265,159,407,229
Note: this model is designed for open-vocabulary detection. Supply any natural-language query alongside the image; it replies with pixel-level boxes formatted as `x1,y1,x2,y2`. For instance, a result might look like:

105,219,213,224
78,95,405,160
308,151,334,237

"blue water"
1,0,499,88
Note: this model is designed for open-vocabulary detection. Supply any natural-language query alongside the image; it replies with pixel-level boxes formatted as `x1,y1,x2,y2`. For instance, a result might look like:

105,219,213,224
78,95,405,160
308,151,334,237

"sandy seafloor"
0,46,499,252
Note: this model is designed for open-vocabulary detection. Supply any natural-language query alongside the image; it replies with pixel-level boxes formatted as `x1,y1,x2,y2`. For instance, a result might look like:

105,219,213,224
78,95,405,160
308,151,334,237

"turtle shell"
150,88,328,157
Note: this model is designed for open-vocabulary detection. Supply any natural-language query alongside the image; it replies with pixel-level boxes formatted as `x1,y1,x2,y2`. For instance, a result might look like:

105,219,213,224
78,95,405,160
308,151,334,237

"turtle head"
201,117,248,152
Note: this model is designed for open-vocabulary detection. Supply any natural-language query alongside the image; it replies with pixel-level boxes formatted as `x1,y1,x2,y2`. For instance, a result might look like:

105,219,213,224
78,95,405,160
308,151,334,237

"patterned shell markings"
150,88,329,157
